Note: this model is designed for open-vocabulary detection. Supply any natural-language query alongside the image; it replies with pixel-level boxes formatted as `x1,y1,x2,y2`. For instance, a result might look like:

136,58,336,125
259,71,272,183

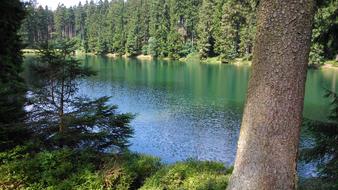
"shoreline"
320,64,338,70
22,49,337,69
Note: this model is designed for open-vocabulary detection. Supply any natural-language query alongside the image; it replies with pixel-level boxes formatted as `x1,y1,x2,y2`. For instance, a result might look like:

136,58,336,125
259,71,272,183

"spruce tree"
125,0,142,56
0,0,30,151
149,0,170,57
27,40,134,151
197,0,217,58
109,0,126,54
54,4,67,39
75,2,87,51
301,90,338,189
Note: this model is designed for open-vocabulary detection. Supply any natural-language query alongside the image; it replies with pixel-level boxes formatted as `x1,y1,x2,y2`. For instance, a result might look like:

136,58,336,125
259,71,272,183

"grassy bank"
0,147,232,190
2,147,328,190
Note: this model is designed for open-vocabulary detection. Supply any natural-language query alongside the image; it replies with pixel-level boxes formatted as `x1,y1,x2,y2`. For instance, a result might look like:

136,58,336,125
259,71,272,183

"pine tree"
301,90,338,189
310,0,338,63
217,0,256,63
125,0,142,56
54,4,67,39
27,40,134,151
109,0,126,54
75,2,87,51
149,0,170,57
197,0,217,58
227,0,315,188
167,0,183,59
139,0,151,53
0,0,30,151
20,3,53,47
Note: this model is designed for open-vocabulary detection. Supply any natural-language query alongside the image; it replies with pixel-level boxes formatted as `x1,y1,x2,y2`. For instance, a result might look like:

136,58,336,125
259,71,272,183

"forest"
21,0,338,64
1,0,338,190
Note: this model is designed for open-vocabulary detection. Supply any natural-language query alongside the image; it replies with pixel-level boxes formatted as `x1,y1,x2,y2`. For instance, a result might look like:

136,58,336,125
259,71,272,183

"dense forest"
1,0,338,189
21,0,338,63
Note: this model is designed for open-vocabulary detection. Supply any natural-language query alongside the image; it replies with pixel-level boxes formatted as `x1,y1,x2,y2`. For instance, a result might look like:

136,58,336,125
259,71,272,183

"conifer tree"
125,0,142,56
0,0,30,151
197,0,217,58
75,2,87,51
149,0,170,57
110,0,126,54
28,40,134,151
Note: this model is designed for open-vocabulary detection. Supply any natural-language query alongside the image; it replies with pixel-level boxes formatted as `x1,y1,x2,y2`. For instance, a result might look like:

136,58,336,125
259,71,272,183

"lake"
24,55,338,177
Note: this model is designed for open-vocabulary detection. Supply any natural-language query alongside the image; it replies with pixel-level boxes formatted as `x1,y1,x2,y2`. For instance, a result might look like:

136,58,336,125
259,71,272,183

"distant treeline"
20,0,337,63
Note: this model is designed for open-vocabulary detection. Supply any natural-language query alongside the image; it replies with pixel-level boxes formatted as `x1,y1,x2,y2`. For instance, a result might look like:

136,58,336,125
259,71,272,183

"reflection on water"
24,55,338,176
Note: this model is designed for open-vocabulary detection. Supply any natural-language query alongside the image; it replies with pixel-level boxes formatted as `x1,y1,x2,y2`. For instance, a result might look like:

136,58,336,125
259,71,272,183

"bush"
1,148,231,190
141,45,148,55
147,37,159,57
140,160,232,190
0,147,102,189
309,43,325,65
103,153,162,189
0,148,162,190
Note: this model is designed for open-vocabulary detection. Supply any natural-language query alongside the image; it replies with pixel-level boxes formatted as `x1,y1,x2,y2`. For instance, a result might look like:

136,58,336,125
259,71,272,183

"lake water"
24,55,338,177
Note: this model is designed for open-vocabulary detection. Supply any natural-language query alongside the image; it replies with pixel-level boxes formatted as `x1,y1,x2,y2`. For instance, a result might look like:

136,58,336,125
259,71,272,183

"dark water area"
24,55,338,177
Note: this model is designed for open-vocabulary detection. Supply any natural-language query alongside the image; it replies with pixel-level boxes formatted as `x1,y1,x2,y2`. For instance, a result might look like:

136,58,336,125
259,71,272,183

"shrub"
140,160,232,190
1,149,231,190
309,43,325,65
0,148,103,190
103,153,162,189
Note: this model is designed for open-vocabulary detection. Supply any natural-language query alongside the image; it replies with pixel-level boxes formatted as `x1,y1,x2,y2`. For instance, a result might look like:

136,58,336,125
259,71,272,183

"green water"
24,55,338,176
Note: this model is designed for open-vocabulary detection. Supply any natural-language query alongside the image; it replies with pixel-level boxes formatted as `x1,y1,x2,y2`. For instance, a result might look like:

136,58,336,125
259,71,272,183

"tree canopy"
20,0,337,63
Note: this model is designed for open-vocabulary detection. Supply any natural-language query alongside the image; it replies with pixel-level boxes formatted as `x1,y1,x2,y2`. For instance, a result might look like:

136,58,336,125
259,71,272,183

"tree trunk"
59,75,65,133
227,1,315,190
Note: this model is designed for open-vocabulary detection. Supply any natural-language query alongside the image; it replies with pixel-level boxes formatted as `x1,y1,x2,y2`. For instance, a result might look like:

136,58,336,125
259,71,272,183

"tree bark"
227,1,315,190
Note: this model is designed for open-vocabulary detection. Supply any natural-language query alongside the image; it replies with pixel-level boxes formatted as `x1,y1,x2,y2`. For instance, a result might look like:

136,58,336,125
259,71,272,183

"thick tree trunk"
227,1,315,190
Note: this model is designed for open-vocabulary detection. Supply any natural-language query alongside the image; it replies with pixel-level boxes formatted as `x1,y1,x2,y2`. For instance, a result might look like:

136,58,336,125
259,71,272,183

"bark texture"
227,0,315,190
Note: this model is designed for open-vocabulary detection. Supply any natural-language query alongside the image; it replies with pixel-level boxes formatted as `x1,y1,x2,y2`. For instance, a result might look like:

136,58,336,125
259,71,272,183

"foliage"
0,149,162,190
0,147,102,190
0,0,30,151
312,0,338,60
309,43,325,65
140,160,232,190
27,40,134,151
20,0,336,62
218,0,256,63
197,0,216,59
103,153,162,189
1,152,233,190
147,37,159,57
300,90,338,189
